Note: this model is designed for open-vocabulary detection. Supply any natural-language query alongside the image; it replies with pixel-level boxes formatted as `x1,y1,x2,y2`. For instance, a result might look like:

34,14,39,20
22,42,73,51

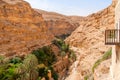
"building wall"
115,0,120,25
112,0,120,80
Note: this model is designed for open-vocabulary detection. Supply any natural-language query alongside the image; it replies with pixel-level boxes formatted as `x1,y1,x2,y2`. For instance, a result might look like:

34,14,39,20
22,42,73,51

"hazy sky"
24,0,112,16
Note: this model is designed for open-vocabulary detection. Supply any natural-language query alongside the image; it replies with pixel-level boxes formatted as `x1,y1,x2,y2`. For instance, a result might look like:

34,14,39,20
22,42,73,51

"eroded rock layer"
0,0,54,56
65,0,117,80
35,9,79,37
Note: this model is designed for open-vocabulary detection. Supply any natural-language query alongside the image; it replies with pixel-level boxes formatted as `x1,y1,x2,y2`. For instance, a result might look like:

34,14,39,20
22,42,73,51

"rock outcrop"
35,9,79,37
0,0,54,56
65,0,117,80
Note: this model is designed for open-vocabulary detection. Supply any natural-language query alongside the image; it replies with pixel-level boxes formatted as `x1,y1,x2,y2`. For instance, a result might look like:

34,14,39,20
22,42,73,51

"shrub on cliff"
69,50,76,61
92,48,112,73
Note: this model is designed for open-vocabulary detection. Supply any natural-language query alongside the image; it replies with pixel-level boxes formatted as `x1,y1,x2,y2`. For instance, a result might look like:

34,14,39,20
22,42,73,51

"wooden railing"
105,29,120,45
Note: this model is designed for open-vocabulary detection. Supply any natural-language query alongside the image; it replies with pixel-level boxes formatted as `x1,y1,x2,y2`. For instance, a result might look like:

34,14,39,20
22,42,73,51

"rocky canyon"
65,0,117,80
0,0,79,56
0,0,118,80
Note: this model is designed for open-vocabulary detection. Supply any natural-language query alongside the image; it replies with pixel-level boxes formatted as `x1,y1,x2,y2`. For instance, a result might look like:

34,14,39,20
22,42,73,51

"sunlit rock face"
65,0,117,79
0,0,54,56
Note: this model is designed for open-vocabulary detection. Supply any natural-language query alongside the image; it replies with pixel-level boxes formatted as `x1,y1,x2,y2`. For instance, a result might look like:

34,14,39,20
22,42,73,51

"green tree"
22,54,39,80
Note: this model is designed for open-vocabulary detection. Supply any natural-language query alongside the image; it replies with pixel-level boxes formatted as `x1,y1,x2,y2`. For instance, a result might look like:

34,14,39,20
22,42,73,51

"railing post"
110,30,112,43
112,30,113,43
117,29,119,43
105,30,106,44
119,29,120,44
114,30,115,43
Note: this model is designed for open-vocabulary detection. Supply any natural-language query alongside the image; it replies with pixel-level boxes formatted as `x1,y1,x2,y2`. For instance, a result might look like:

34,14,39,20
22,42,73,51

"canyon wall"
65,0,117,79
66,3,115,47
0,1,76,79
0,0,54,57
35,9,79,37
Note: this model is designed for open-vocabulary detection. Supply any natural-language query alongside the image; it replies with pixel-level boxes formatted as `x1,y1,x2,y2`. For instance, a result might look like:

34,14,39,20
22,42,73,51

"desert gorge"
0,0,120,80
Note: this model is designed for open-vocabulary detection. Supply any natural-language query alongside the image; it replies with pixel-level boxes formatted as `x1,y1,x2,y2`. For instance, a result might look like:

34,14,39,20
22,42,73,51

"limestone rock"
65,0,116,79
0,0,54,56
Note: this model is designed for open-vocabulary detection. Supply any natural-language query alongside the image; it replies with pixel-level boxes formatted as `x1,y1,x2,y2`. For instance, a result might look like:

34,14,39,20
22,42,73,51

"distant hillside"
35,9,80,38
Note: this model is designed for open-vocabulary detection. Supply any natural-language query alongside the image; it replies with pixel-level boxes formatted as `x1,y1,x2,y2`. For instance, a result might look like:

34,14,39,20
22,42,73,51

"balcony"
105,29,120,45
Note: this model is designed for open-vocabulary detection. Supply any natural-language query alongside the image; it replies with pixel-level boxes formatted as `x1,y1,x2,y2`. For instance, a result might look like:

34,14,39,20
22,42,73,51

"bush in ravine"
32,46,58,80
0,54,39,80
0,56,5,64
52,39,69,57
50,67,59,80
0,51,59,80
52,39,64,49
32,46,56,66
22,54,39,80
9,57,22,64
0,40,73,80
15,54,39,80
69,50,76,61
52,39,62,48
61,44,69,52
0,58,22,80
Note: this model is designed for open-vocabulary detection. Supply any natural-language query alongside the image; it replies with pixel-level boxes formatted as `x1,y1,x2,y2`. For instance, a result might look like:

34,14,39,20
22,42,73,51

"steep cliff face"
65,0,116,80
0,0,54,56
66,0,116,48
35,9,79,37
45,20,79,37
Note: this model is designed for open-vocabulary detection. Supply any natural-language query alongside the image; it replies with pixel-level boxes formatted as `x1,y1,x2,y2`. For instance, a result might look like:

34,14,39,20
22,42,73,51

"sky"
24,0,112,16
